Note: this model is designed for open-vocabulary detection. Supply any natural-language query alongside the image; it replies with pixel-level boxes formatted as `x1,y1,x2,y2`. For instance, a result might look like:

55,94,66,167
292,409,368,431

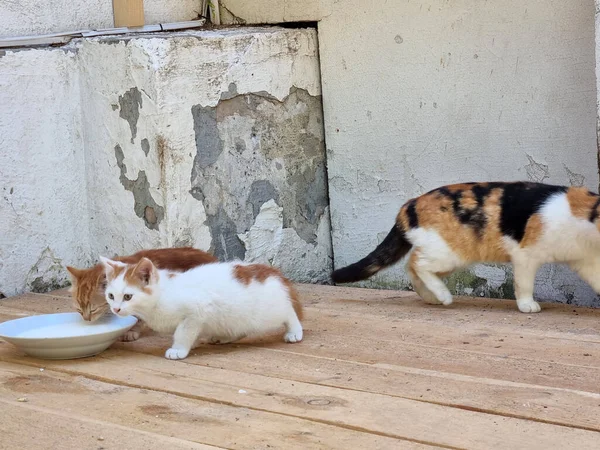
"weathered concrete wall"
0,49,91,297
80,28,331,283
221,0,599,306
0,0,202,38
0,27,331,297
319,0,598,306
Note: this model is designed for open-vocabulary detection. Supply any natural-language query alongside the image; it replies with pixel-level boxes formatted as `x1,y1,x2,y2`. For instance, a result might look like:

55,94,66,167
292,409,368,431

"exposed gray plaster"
248,180,280,218
141,138,150,156
524,154,549,182
205,204,247,261
189,86,328,253
191,104,224,169
114,144,164,230
118,87,143,144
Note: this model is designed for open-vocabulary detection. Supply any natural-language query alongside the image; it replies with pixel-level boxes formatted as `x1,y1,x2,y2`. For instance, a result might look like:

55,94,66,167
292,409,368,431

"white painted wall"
0,49,90,297
0,0,202,38
0,28,330,297
318,0,598,304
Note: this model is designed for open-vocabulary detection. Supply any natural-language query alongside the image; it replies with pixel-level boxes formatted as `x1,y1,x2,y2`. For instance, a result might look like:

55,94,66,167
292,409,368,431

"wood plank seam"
0,397,226,449
0,356,462,450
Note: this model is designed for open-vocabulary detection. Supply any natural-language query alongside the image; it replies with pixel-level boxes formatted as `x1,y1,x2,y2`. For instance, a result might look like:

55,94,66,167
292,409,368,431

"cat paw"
208,337,230,345
119,330,140,342
165,347,189,360
284,330,303,343
517,300,541,313
421,292,453,306
421,296,444,305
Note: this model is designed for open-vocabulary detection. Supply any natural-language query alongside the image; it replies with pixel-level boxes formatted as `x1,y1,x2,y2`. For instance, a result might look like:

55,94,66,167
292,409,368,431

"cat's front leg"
512,258,542,313
119,320,147,342
165,319,202,360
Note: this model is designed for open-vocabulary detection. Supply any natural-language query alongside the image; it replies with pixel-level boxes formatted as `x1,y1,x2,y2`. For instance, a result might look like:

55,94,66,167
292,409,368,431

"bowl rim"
0,312,138,342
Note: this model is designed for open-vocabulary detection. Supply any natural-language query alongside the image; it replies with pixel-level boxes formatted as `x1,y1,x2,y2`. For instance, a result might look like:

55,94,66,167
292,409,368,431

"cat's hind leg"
283,310,303,343
165,319,202,360
408,250,455,306
569,258,600,293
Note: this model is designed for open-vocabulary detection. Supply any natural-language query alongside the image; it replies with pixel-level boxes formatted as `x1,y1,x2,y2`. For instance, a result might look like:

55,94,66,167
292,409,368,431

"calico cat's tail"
331,224,412,283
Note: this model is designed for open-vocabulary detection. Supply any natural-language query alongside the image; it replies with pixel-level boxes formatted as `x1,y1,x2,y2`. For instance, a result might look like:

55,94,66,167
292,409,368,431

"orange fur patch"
68,247,218,313
566,187,597,220
403,184,510,263
519,214,543,248
233,264,303,320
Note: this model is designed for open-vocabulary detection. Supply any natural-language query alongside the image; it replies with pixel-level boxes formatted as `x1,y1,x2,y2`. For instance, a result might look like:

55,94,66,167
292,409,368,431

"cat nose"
113,307,121,314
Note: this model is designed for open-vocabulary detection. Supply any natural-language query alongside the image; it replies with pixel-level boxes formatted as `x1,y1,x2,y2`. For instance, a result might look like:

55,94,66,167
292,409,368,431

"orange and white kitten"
333,182,600,313
100,257,303,360
66,247,217,340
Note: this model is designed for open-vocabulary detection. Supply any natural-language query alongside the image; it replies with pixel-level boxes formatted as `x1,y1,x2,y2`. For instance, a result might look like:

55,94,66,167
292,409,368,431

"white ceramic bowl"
0,312,137,360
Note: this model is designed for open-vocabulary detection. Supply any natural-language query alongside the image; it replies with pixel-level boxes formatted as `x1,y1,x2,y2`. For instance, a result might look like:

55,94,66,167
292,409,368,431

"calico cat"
100,257,304,360
66,247,217,341
332,181,600,313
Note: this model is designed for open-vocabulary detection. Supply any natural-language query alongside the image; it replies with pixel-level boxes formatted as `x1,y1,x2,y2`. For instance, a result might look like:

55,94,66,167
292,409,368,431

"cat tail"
331,224,412,283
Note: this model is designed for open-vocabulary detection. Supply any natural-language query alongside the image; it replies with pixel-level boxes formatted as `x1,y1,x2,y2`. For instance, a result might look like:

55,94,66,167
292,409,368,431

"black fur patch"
433,185,491,237
406,199,419,228
499,182,567,242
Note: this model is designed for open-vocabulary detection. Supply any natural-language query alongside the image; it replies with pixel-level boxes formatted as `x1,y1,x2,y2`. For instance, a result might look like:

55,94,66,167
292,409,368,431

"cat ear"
99,256,126,279
66,266,82,282
133,257,157,285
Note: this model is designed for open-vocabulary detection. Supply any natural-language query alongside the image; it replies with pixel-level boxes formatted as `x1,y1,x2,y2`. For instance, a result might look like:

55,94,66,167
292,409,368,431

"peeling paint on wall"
524,154,550,182
25,247,68,293
114,144,164,231
141,138,150,156
188,84,330,279
564,165,586,187
118,87,143,144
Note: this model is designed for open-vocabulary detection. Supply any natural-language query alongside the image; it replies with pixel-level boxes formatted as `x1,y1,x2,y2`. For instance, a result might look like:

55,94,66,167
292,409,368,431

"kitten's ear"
99,256,126,280
133,257,157,285
66,266,82,283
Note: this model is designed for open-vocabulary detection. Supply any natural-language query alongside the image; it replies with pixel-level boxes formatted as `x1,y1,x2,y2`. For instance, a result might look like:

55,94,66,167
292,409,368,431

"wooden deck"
0,285,599,449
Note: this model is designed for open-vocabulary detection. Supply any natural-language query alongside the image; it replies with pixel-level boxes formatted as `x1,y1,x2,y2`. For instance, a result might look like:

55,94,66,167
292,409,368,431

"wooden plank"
143,344,600,432
2,350,599,450
3,294,600,392
0,399,219,450
0,363,417,450
112,0,145,28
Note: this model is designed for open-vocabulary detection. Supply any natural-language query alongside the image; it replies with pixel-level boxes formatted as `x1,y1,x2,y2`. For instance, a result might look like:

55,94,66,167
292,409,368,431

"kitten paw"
119,330,140,342
284,330,303,343
165,347,189,360
517,300,541,313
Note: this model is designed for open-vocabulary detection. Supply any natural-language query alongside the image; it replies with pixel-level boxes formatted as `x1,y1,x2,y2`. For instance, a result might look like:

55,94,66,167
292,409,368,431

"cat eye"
108,293,114,300
123,294,132,301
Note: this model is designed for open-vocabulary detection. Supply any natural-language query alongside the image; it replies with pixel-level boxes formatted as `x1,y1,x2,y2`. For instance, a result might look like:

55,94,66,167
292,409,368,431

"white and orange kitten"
100,256,304,360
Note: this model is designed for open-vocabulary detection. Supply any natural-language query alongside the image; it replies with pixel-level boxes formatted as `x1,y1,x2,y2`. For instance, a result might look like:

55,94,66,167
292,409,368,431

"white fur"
100,259,303,360
405,192,600,313
405,228,464,306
